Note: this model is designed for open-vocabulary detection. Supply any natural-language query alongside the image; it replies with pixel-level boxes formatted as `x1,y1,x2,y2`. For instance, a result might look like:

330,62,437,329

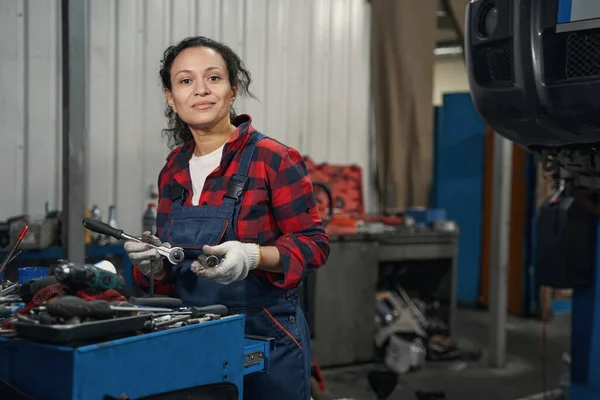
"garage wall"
0,0,372,235
432,57,469,106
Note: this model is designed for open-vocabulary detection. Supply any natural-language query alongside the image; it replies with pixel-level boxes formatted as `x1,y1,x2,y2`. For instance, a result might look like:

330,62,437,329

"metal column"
61,0,88,264
488,132,512,368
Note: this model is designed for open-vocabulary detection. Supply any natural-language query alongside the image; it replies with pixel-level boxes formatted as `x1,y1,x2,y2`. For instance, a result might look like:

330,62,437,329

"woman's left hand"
191,241,261,284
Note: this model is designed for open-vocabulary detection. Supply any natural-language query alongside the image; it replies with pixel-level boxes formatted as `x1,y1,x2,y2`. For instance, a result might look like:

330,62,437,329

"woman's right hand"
124,231,168,277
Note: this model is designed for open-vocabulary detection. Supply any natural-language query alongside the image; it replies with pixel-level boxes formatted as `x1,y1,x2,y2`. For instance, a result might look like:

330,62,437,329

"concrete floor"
318,308,571,400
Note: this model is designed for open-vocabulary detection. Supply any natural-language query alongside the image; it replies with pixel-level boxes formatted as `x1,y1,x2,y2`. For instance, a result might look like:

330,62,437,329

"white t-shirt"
189,145,224,205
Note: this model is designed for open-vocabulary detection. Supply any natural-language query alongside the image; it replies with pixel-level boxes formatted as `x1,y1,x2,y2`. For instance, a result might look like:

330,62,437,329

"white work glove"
124,231,170,277
191,241,261,285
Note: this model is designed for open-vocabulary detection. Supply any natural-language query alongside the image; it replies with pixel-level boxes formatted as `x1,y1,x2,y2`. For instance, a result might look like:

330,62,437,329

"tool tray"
12,314,150,345
0,314,271,400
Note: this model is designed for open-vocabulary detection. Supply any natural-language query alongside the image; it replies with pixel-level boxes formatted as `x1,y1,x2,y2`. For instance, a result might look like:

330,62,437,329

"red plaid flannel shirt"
133,115,330,293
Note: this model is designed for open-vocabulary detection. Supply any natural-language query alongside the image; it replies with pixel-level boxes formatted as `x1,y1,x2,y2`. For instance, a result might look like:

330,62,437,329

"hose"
312,181,333,227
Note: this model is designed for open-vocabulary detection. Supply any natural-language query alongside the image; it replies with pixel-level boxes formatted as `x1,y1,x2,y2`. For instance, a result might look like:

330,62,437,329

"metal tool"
5,249,23,267
0,226,28,277
129,296,183,308
145,314,193,331
197,253,220,268
54,261,126,291
42,296,174,320
82,218,185,265
0,295,22,303
395,284,429,329
42,296,228,321
154,304,228,318
1,284,18,296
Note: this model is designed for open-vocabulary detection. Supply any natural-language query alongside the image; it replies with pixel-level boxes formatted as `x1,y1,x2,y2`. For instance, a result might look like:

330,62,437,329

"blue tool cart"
0,314,271,400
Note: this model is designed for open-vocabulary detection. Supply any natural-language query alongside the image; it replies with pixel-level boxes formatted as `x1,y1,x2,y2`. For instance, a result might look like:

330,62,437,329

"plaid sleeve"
267,146,330,289
132,165,175,295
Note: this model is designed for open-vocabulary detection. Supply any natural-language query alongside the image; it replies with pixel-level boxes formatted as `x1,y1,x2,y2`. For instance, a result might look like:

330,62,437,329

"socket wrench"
82,218,185,265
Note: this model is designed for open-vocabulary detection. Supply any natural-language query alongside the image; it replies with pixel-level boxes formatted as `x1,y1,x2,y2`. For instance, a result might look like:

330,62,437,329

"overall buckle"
224,174,248,203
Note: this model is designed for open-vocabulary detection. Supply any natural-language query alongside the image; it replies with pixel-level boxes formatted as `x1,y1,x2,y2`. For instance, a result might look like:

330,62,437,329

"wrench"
125,236,185,265
82,218,185,265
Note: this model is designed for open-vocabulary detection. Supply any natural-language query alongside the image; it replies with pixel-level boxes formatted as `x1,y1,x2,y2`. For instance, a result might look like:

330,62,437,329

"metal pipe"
61,0,88,264
489,133,513,368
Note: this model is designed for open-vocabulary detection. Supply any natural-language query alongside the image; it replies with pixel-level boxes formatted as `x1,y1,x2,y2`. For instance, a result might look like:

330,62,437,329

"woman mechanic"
123,36,330,399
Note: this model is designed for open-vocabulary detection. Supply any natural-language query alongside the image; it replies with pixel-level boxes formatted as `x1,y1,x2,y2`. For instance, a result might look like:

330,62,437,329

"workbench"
311,228,459,367
0,314,271,400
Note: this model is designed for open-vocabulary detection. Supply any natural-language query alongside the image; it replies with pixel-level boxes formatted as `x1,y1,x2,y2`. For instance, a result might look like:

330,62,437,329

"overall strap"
223,132,266,236
222,132,266,207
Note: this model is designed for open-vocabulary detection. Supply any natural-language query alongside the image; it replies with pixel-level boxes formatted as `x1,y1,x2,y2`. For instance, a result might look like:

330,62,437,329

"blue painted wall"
432,93,486,304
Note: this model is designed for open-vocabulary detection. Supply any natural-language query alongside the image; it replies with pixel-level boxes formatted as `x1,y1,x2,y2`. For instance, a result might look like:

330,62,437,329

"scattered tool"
82,218,185,265
54,261,126,291
0,284,18,296
197,253,220,268
43,296,171,320
5,249,23,267
145,314,194,331
41,295,228,321
0,226,28,278
144,312,222,332
0,296,22,304
151,304,228,318
129,296,183,308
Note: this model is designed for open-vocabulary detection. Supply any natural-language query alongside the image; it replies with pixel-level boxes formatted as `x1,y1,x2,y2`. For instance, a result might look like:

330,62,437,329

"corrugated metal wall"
0,0,372,235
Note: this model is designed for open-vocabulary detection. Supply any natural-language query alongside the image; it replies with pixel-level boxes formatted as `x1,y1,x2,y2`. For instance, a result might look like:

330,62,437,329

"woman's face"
165,46,236,131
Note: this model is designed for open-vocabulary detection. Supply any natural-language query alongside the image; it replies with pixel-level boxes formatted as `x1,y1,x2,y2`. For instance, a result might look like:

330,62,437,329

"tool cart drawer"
0,315,271,400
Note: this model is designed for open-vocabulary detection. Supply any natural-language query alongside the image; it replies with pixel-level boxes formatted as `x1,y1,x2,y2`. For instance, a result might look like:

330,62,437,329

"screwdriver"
44,296,172,320
44,296,228,319
0,226,28,278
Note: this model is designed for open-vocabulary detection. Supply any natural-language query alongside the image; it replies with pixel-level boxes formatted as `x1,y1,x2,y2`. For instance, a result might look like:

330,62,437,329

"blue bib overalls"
159,132,312,400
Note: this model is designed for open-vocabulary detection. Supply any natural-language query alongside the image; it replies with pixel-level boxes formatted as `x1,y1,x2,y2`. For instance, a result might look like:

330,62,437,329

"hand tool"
16,314,40,325
129,296,183,308
197,253,220,268
181,317,210,326
54,261,126,291
1,283,18,296
43,296,228,322
155,304,228,318
0,328,16,337
0,226,28,278
395,284,428,329
0,295,22,303
144,314,193,331
5,249,23,267
42,296,173,320
82,218,185,265
144,312,221,332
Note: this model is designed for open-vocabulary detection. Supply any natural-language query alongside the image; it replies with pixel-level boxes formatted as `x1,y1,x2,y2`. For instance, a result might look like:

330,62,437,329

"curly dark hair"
159,36,255,148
